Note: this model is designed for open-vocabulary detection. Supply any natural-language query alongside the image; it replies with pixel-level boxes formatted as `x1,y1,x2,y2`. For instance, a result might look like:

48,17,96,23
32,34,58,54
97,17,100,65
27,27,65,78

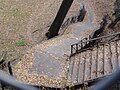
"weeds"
16,40,26,46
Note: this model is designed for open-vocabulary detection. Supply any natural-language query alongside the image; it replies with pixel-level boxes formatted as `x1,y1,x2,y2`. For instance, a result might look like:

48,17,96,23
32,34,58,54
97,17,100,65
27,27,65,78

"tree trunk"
46,0,74,39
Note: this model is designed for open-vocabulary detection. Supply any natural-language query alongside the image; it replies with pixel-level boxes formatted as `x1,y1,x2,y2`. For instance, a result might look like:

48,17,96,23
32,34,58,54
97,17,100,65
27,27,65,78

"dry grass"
0,0,63,60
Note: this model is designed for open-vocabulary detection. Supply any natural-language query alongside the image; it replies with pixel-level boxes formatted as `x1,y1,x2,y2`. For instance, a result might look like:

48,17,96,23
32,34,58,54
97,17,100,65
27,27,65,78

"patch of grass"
3,8,29,21
16,40,27,46
0,0,4,3
12,9,28,18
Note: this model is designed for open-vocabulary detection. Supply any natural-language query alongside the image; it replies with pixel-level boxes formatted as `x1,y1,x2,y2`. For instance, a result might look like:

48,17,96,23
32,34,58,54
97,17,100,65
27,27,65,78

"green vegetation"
113,9,120,18
16,40,27,46
0,0,4,3
3,8,29,19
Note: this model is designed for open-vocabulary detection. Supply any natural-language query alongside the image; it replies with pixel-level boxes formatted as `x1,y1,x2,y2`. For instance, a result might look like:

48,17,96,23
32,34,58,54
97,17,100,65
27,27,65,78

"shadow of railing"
59,5,86,35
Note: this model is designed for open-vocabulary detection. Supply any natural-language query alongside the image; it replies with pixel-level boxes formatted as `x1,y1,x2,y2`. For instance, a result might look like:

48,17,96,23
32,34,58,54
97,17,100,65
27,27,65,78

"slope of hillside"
1,0,120,88
12,0,120,88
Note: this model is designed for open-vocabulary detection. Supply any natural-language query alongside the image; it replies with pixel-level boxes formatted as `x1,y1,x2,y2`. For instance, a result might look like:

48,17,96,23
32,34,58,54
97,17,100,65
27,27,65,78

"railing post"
81,40,83,49
71,45,73,55
84,38,88,47
1,83,5,90
8,61,13,76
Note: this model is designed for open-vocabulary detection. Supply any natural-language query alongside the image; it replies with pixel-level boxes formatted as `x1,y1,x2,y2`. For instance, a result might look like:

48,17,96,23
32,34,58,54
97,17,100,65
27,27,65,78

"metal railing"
0,34,119,89
0,67,120,90
94,69,120,90
71,32,120,55
0,70,38,90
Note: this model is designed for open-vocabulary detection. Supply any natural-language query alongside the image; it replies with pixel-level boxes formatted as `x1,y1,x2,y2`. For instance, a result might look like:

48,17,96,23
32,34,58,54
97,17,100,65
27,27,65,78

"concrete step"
77,52,85,83
104,44,112,75
67,56,75,82
118,40,120,67
84,50,92,81
68,40,120,84
97,45,104,77
91,47,98,79
72,54,80,83
111,41,119,72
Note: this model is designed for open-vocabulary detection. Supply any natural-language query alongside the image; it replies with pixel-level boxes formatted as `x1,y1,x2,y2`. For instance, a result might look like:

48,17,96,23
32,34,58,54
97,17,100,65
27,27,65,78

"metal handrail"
71,32,120,55
94,69,120,90
73,32,120,45
0,70,38,90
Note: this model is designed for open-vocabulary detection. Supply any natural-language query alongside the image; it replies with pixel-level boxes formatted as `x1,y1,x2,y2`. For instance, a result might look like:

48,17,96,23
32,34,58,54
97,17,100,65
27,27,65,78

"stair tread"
111,42,118,72
91,48,98,79
84,50,92,81
97,45,104,77
68,40,120,84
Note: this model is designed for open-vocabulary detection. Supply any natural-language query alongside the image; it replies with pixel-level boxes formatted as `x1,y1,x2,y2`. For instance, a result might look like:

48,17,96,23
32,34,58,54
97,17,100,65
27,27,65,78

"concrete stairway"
67,39,120,84
12,0,117,88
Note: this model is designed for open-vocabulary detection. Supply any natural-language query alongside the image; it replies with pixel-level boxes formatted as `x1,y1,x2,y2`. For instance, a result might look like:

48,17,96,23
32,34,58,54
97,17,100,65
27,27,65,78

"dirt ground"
0,0,82,61
0,0,63,61
0,0,120,88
